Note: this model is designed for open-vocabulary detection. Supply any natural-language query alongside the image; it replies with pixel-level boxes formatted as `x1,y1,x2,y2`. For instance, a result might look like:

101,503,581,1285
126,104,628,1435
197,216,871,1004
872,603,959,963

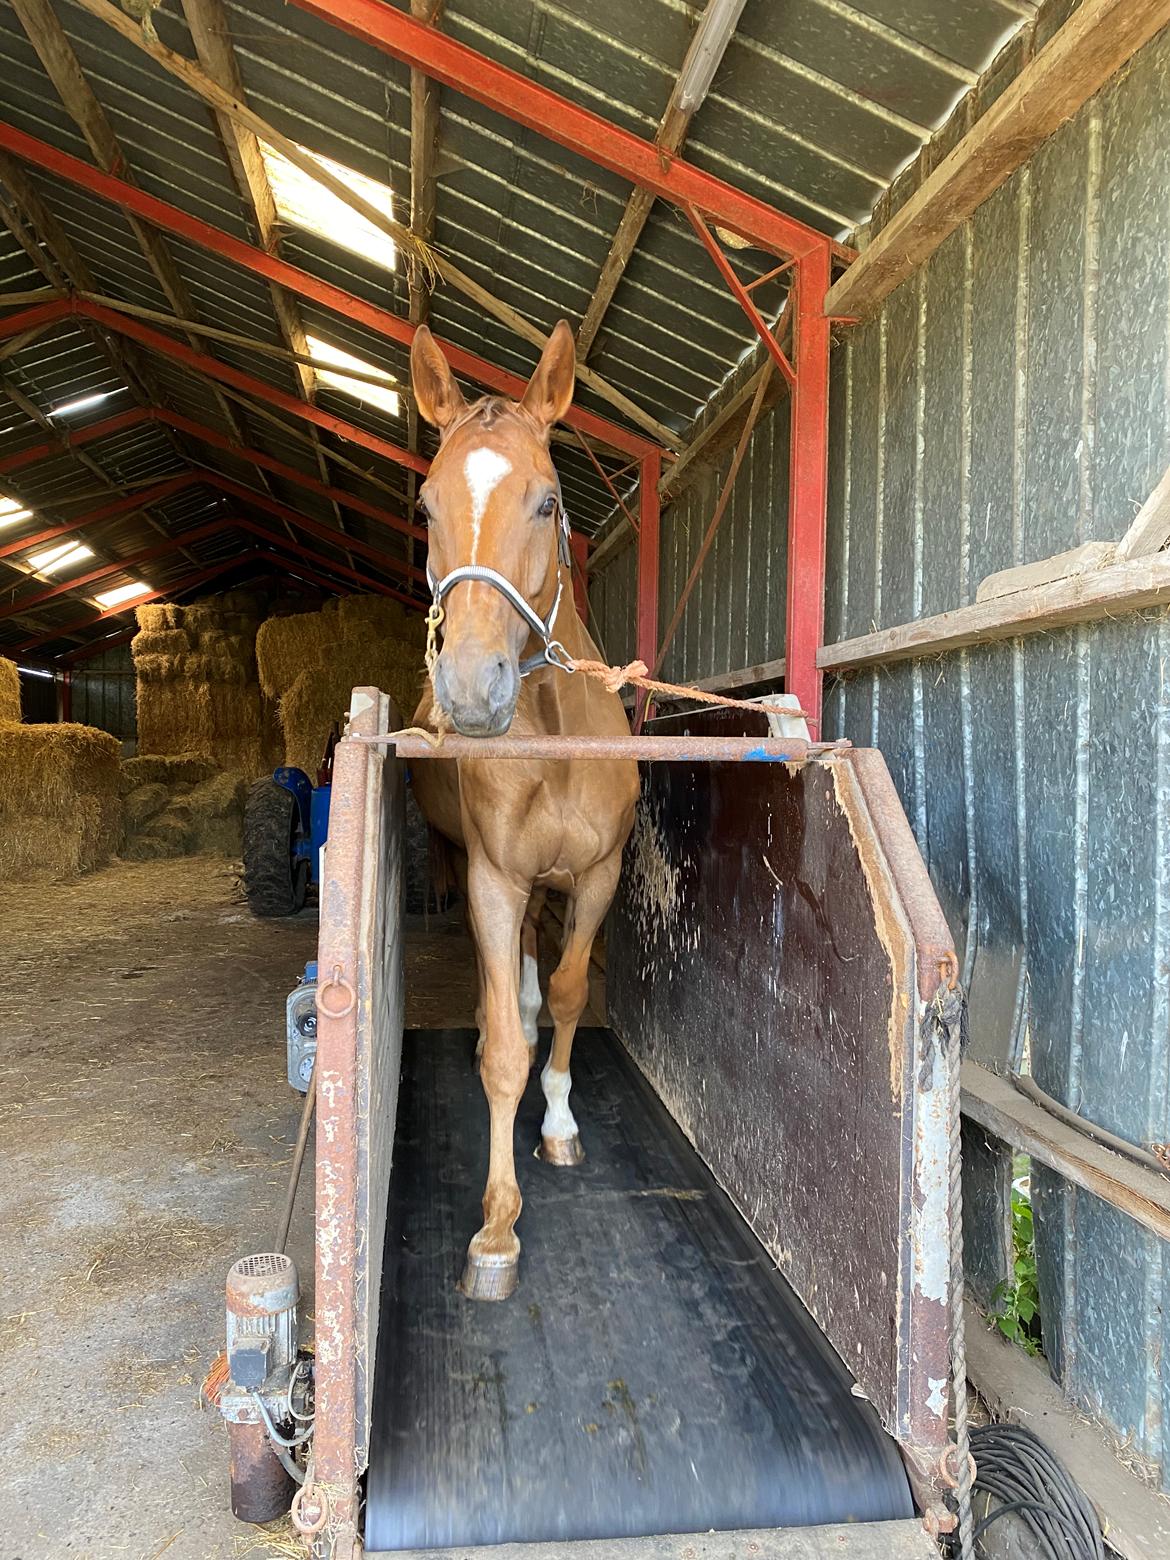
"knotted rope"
567,656,809,721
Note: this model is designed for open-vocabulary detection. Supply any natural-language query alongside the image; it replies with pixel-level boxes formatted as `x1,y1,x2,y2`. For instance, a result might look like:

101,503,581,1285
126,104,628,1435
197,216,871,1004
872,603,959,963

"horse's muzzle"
432,647,519,737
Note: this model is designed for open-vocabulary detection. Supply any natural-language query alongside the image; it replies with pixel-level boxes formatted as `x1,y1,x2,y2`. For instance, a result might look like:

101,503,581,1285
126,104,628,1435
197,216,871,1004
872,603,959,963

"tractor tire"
243,778,308,918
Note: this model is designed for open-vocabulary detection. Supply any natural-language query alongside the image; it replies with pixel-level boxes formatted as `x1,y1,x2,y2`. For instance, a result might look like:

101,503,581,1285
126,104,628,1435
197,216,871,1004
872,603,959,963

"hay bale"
255,612,331,699
0,657,20,723
0,722,121,880
124,782,171,831
280,639,425,773
131,628,191,658
135,603,182,632
335,593,426,647
187,772,247,854
120,753,218,790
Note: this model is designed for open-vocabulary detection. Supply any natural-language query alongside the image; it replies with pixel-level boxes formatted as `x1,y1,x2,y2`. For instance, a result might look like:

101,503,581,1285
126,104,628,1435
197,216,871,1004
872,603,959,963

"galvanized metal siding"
823,31,1170,1487
71,645,136,741
590,389,791,682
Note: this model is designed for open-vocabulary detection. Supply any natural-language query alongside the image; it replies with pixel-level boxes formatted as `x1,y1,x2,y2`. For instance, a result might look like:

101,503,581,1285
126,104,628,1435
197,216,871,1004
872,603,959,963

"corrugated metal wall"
590,12,1170,1496
70,646,136,741
825,26,1170,1488
589,374,790,681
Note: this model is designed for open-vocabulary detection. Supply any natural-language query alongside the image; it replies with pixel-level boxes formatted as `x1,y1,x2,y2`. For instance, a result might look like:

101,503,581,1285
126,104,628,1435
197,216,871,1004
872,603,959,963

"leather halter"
425,498,575,677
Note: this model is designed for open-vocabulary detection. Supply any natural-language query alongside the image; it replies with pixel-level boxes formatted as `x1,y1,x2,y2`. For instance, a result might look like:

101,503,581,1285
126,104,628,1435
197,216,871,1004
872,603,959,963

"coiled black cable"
955,1423,1105,1559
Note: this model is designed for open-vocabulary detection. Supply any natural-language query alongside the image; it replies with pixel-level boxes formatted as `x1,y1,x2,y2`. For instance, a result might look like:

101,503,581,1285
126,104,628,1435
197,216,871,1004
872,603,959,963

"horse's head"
411,321,576,737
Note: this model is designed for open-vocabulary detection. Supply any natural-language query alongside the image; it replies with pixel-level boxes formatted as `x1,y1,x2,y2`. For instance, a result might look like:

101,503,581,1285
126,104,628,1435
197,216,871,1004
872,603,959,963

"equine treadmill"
364,1028,913,1552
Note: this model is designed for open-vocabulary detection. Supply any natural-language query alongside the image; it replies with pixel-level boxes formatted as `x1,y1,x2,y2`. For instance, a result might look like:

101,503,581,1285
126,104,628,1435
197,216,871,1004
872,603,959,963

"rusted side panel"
609,706,954,1465
314,686,404,1551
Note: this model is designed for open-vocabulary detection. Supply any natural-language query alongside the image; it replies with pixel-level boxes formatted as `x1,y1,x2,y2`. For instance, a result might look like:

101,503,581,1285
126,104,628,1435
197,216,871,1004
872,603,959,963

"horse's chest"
465,762,633,878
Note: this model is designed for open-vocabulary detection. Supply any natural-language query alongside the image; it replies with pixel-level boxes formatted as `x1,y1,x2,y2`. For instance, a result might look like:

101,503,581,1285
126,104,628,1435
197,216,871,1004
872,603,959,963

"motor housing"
220,1252,302,1522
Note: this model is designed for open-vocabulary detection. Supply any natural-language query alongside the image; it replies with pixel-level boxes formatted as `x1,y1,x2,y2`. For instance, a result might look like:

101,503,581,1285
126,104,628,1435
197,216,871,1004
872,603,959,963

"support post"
58,666,71,721
635,449,661,731
786,246,831,732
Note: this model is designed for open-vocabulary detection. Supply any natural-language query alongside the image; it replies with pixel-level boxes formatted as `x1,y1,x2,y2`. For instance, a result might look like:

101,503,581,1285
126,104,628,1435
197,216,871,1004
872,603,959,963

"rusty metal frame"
359,733,848,762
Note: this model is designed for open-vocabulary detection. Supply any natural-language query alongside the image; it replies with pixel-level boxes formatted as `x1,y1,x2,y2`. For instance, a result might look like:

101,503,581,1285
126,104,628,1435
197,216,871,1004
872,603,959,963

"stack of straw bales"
131,591,278,778
0,657,20,724
0,655,122,881
256,595,425,773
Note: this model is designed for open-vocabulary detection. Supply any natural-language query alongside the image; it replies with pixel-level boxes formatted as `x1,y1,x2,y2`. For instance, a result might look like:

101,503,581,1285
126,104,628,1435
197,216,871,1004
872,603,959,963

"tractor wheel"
243,778,308,917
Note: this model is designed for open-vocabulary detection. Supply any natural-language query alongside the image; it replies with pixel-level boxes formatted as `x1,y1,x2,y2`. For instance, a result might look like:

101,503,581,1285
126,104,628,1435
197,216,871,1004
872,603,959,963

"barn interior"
3,1,1170,1558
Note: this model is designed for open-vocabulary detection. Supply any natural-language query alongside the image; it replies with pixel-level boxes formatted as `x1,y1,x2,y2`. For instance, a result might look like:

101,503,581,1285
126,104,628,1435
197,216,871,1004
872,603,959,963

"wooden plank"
1115,464,1170,560
824,0,1170,322
180,0,351,554
818,553,1170,672
961,1060,1170,1243
575,0,748,361
974,540,1116,601
370,1522,939,1560
965,1303,1170,1560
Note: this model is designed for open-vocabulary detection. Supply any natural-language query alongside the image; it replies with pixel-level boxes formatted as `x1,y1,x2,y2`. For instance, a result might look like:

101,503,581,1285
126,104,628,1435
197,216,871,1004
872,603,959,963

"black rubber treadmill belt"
365,1029,912,1552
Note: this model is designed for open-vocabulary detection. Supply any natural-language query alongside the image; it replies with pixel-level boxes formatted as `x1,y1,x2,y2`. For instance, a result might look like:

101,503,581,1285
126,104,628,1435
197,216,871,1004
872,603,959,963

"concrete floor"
4,857,322,1559
2,854,602,1558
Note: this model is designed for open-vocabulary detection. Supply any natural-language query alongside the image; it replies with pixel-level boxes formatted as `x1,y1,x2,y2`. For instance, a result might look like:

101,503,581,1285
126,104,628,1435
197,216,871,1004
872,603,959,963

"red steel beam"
0,296,72,340
57,624,136,664
235,523,421,611
0,405,153,476
76,299,429,476
785,244,832,733
684,205,795,387
0,472,198,560
0,122,655,459
207,474,426,585
13,552,253,650
153,409,420,537
285,0,830,263
0,516,231,620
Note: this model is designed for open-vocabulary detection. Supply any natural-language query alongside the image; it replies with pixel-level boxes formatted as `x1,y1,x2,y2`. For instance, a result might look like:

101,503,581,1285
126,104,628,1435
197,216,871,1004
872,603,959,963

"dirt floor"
2,854,488,1560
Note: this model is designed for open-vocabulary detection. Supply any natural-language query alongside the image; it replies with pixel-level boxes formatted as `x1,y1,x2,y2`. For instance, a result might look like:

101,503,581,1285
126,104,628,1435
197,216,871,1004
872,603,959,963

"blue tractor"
241,727,337,917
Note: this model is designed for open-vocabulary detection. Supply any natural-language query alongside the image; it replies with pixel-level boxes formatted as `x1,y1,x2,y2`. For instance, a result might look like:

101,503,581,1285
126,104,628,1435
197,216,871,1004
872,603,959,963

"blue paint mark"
744,746,790,762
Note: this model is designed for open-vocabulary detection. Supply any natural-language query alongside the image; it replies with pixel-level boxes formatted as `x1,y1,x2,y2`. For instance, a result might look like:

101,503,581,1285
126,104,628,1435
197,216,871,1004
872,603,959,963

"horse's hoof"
459,1249,519,1302
539,1133,585,1167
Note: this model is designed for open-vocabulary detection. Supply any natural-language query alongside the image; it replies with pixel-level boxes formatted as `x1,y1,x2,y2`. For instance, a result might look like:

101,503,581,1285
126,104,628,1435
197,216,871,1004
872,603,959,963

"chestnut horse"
409,321,639,1301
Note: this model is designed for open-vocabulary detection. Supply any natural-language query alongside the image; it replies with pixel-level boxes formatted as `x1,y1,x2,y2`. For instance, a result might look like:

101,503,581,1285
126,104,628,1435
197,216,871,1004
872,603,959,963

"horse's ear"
411,325,465,432
520,320,576,435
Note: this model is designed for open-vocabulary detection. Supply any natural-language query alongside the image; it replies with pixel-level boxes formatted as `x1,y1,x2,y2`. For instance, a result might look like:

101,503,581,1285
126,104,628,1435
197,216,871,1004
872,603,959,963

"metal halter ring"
290,1481,329,1535
937,1443,977,1490
317,962,356,1020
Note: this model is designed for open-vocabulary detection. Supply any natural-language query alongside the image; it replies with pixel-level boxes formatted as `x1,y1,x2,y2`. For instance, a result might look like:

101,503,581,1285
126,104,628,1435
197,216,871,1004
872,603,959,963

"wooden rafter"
405,0,444,493
179,0,358,566
825,0,1170,321
73,0,682,451
575,0,747,363
9,0,276,495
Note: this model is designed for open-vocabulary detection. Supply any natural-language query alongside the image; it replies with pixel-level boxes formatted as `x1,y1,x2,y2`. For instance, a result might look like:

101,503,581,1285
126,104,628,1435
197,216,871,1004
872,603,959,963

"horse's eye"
416,496,431,521
538,494,558,517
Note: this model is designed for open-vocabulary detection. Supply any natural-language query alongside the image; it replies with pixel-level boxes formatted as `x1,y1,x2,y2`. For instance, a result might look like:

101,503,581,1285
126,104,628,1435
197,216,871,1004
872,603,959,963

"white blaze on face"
541,1061,578,1142
463,446,512,562
520,950,541,1049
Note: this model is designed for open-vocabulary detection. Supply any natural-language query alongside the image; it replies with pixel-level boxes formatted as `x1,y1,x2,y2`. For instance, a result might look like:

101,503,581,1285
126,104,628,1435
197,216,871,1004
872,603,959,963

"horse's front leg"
539,851,621,1167
461,850,531,1302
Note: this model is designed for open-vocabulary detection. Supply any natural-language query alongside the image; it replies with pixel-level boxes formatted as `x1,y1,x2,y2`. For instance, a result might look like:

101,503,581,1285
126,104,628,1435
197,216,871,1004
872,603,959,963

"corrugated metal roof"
0,0,1033,658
